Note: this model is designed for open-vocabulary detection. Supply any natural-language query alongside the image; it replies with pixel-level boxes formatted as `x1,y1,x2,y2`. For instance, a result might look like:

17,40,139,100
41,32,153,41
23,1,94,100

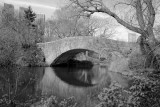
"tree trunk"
139,33,159,69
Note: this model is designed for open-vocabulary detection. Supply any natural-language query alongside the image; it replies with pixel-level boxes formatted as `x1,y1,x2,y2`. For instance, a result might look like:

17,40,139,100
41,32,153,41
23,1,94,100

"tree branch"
136,0,146,30
72,0,143,34
144,0,155,28
114,2,136,8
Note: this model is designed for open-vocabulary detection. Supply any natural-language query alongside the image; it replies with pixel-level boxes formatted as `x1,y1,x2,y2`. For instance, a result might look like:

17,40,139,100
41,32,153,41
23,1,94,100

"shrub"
129,72,160,107
96,82,130,107
32,96,77,107
96,69,160,107
23,45,45,66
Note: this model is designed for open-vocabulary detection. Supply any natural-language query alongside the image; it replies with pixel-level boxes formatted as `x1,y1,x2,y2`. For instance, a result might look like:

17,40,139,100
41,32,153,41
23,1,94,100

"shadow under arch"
50,48,99,66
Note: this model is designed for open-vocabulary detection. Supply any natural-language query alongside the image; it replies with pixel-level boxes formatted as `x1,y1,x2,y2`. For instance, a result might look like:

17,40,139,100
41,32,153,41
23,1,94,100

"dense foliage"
129,74,160,107
95,71,160,107
0,6,44,66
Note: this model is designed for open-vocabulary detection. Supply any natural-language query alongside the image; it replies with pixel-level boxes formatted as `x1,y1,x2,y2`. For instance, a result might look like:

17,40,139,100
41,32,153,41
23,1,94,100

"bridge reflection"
54,65,104,86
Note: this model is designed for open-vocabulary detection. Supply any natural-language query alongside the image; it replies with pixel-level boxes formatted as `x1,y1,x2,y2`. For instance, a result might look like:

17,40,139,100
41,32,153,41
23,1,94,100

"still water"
0,65,130,107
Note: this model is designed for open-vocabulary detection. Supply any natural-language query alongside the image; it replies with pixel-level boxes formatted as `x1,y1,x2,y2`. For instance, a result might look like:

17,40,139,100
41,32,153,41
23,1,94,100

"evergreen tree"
24,6,36,25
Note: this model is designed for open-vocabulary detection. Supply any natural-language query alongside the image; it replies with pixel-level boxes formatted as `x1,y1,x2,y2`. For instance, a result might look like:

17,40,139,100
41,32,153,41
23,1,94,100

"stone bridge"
37,36,131,66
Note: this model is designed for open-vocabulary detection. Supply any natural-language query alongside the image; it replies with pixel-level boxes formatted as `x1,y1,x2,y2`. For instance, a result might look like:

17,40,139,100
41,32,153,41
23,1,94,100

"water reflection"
0,65,131,106
53,65,106,86
36,65,130,102
0,67,43,106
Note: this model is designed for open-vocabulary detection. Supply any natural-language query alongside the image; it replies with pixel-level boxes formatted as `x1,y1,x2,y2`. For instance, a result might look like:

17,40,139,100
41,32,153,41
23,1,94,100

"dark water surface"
0,65,130,107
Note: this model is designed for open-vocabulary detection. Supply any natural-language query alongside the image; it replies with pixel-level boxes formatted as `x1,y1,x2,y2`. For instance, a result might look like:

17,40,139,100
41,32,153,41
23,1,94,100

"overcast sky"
0,0,69,18
0,0,67,8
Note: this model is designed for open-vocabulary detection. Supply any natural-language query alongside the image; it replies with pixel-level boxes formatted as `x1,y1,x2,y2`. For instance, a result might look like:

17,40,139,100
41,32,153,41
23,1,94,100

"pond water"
0,64,131,107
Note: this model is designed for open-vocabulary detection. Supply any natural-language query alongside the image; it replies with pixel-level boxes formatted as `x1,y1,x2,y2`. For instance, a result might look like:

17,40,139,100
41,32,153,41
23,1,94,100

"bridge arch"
51,48,99,66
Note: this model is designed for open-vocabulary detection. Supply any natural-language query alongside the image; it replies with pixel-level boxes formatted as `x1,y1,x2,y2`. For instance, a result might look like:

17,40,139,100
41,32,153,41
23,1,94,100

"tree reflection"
74,65,105,85
0,67,42,106
78,70,91,84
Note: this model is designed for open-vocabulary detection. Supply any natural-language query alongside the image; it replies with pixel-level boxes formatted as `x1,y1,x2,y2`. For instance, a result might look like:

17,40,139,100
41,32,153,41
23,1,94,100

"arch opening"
50,49,99,67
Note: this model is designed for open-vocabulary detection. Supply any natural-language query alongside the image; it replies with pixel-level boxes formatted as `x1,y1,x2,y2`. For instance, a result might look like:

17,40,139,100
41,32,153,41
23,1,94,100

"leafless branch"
144,0,155,28
136,0,145,30
114,2,136,8
71,0,143,34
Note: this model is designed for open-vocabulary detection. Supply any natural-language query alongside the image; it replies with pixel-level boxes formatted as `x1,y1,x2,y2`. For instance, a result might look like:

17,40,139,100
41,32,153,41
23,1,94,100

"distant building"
128,33,138,42
44,24,51,37
0,3,3,11
35,14,45,34
19,7,27,19
35,14,45,21
35,14,45,26
2,3,14,20
0,3,3,22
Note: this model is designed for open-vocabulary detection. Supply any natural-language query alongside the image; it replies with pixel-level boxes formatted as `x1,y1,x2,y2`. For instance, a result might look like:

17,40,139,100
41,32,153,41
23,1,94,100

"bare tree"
48,6,94,39
89,17,116,37
70,0,160,68
0,7,21,65
44,5,115,41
